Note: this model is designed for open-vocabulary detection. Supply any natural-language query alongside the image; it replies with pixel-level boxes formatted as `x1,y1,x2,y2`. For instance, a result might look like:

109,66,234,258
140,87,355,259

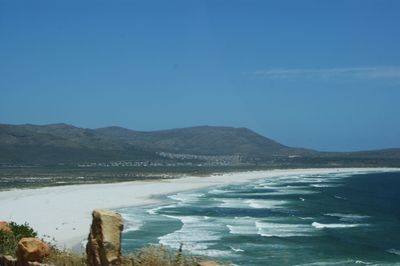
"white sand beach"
0,168,397,250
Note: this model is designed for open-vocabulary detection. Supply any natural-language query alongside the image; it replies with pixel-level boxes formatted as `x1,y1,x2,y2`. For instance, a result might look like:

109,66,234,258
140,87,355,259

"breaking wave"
324,213,370,222
158,215,232,257
256,221,313,237
311,222,367,229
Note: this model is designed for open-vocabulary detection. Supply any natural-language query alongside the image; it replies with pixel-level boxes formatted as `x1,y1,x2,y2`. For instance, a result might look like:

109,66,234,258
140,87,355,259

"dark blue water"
119,170,400,265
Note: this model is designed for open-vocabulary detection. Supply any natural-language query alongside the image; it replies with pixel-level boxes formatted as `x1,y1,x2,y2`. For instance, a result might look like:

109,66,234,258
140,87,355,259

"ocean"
117,170,400,266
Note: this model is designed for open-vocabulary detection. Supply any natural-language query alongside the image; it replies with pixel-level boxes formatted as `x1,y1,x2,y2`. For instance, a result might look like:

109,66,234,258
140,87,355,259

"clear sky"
1,0,400,152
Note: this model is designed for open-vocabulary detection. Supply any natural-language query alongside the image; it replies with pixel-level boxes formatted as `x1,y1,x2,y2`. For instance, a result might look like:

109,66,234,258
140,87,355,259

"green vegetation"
0,222,37,255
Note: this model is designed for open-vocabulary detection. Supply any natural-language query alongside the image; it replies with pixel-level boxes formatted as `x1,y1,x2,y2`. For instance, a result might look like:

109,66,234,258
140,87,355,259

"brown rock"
15,237,50,266
197,261,223,266
0,255,17,266
0,221,12,234
86,209,124,266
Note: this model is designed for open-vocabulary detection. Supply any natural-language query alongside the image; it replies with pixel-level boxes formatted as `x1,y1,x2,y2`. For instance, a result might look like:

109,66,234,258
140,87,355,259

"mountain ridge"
0,123,399,166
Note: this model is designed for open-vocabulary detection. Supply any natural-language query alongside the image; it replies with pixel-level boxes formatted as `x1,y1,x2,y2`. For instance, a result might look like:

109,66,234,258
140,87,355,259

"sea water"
117,170,400,265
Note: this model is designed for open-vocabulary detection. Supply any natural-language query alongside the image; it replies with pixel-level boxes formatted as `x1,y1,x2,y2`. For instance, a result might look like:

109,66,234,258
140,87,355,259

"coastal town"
77,153,243,167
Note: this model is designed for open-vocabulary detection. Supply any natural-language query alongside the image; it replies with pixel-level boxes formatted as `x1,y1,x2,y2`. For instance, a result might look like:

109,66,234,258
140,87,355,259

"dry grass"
41,245,202,266
123,245,199,266
44,246,86,266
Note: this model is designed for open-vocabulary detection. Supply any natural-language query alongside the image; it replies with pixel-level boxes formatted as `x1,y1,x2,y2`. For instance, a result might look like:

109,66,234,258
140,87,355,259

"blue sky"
1,0,400,151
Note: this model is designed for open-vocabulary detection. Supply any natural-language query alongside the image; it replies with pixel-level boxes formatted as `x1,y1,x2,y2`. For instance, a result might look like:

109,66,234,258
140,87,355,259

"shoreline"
0,167,398,250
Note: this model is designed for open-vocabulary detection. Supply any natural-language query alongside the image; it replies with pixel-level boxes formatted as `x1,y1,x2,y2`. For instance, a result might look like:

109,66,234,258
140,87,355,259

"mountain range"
0,123,399,167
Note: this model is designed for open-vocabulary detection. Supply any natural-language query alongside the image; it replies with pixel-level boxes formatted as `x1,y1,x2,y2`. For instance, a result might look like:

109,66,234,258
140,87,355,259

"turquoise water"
118,171,400,265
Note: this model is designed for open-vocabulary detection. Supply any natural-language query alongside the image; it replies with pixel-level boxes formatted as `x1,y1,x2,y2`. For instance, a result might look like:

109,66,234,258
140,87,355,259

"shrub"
44,246,86,266
9,222,37,239
0,222,38,255
124,245,198,266
0,230,16,255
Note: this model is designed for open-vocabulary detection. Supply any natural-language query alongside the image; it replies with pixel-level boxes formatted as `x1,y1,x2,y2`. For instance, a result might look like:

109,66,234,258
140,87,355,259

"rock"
197,261,223,266
0,221,12,234
15,237,50,266
26,262,50,266
0,255,17,266
86,209,124,266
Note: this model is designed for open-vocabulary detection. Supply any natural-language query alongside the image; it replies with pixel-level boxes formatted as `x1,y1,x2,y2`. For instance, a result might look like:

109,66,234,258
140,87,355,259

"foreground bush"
124,245,198,266
43,246,86,266
0,222,37,255
2,240,208,266
43,245,201,266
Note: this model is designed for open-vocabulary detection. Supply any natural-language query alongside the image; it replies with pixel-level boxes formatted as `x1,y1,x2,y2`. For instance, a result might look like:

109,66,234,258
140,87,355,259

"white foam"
334,195,347,200
161,215,200,224
268,174,345,186
253,184,277,190
245,199,286,209
330,172,362,178
80,240,88,250
146,206,163,215
387,248,400,256
267,188,318,196
254,174,341,195
168,192,204,204
324,213,370,221
120,213,143,232
230,188,317,196
234,216,252,219
294,260,358,266
355,260,371,265
310,184,341,188
146,204,177,215
299,217,314,220
209,189,232,194
230,246,244,252
226,224,258,235
311,222,366,229
255,221,312,237
219,198,286,209
194,249,234,257
220,198,250,208
158,215,229,256
225,216,259,235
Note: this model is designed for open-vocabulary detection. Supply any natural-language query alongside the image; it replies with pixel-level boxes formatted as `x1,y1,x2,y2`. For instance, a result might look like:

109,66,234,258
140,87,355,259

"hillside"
0,124,160,165
95,126,314,156
0,123,399,167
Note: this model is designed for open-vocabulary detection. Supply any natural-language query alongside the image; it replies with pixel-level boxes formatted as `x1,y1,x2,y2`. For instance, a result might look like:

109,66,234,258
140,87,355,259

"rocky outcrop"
197,261,223,266
26,262,49,266
0,221,12,234
0,255,17,266
15,238,49,266
86,209,124,266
